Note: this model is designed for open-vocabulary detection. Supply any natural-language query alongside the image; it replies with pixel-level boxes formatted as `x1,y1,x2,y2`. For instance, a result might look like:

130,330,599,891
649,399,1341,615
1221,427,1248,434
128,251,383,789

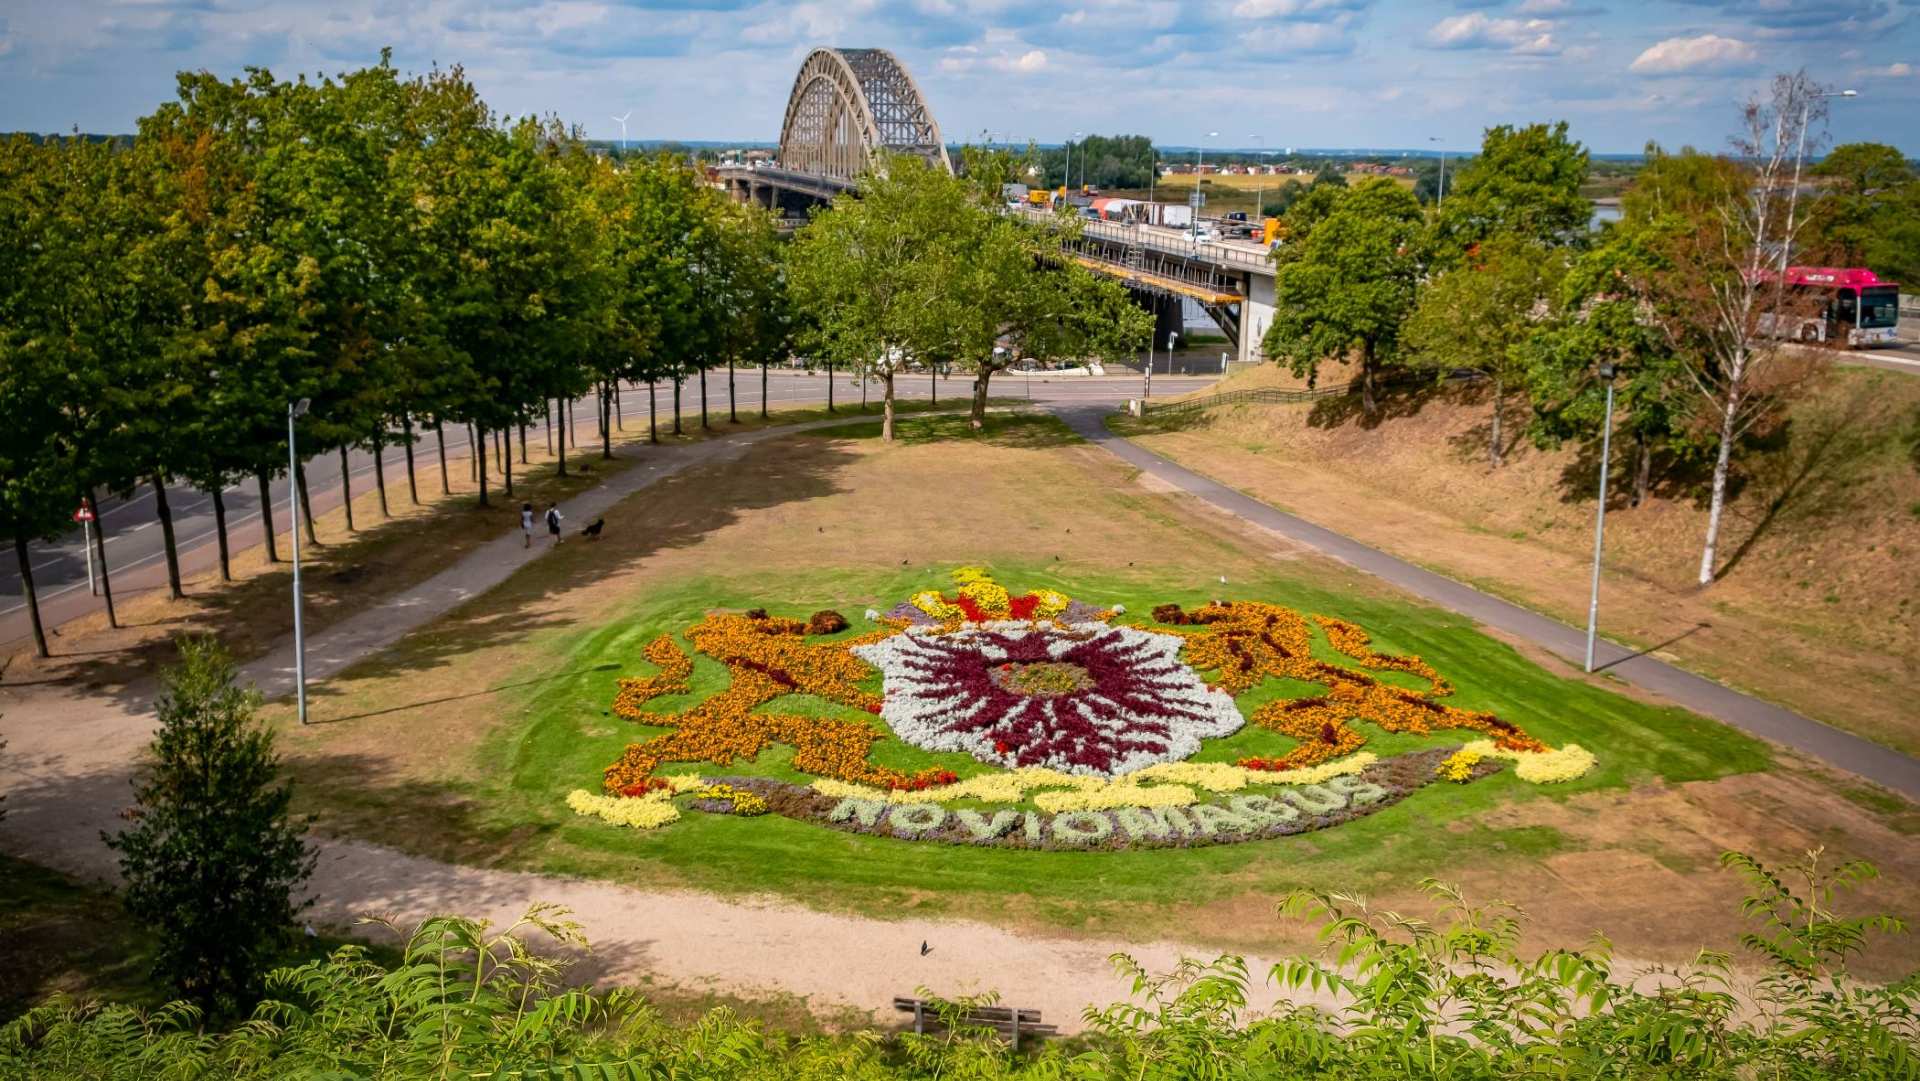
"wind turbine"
610,110,632,155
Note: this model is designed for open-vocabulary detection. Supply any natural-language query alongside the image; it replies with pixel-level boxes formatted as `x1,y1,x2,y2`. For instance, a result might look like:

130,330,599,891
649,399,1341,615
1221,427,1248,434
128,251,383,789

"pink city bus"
1760,267,1902,347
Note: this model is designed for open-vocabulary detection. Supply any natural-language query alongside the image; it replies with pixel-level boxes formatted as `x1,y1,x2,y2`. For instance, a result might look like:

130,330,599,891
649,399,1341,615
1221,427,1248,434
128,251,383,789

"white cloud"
1006,48,1047,72
938,45,1049,74
1427,13,1559,54
1858,61,1913,77
1628,34,1758,75
1514,0,1601,14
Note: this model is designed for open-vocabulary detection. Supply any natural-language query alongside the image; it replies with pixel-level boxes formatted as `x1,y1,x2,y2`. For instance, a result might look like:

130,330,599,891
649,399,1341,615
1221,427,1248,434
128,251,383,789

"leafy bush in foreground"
2,851,1914,1079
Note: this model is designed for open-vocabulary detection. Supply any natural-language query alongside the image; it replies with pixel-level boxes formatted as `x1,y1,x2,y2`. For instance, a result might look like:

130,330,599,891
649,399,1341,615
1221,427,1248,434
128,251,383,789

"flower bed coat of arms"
572,568,1596,850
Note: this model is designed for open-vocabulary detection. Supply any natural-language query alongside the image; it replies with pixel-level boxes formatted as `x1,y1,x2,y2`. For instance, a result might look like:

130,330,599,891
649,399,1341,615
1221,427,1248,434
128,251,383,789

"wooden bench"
892,996,1057,1050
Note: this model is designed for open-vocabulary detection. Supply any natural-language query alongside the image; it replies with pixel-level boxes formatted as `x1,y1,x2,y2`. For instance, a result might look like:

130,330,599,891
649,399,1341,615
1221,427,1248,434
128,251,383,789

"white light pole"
1068,130,1082,194
1250,135,1271,221
288,398,311,724
1782,89,1856,273
1428,136,1447,208
1193,131,1219,242
1583,365,1615,673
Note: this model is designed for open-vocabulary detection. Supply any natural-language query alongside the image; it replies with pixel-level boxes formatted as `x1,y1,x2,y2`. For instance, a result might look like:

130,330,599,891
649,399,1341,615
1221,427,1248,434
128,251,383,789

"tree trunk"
151,473,183,599
1487,376,1504,469
545,399,554,456
1632,435,1652,508
861,374,868,411
761,362,769,420
476,425,490,507
971,367,995,430
519,423,528,464
256,470,279,563
467,424,477,482
601,382,613,459
210,487,231,582
729,359,738,423
673,378,683,435
699,367,710,429
338,446,355,532
14,534,48,658
615,383,624,432
1697,393,1741,585
931,364,937,405
556,402,568,477
434,420,450,495
295,461,319,546
648,381,658,443
826,362,835,413
503,429,513,496
87,489,117,628
1360,340,1378,417
402,415,420,505
882,373,896,441
372,431,390,517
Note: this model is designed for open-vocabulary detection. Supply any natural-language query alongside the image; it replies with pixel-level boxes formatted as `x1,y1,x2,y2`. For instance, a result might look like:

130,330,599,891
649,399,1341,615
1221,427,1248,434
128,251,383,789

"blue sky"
1,0,1916,155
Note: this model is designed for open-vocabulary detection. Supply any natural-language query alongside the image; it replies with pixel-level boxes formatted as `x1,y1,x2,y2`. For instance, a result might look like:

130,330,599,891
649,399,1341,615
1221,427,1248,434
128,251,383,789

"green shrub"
1,850,1913,1079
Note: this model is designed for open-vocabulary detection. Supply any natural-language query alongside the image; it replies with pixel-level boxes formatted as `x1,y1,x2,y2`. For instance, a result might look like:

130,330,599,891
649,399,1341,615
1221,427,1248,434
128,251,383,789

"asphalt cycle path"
1051,404,1920,801
1,369,1212,650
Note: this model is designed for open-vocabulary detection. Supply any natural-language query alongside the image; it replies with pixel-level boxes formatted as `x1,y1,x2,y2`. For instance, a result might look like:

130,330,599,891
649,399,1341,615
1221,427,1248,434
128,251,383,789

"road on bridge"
0,369,1217,650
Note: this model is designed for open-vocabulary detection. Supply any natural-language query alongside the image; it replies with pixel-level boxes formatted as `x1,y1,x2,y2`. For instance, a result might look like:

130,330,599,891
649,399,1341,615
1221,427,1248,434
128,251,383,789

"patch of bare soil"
1128,368,1920,754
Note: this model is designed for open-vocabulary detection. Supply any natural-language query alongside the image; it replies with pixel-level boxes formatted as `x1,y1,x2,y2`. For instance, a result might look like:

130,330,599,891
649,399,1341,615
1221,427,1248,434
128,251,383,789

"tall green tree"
1808,142,1920,283
789,155,974,441
1433,121,1591,259
1262,178,1425,415
1523,221,1699,507
1403,237,1565,467
105,638,315,1017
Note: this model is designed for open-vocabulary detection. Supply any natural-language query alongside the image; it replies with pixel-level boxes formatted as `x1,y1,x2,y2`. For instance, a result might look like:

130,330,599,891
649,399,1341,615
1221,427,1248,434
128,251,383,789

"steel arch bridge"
778,47,951,179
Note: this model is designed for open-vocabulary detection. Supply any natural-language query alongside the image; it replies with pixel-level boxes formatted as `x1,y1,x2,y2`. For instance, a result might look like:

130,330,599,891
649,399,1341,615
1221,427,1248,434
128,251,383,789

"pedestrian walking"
545,503,564,546
521,502,534,548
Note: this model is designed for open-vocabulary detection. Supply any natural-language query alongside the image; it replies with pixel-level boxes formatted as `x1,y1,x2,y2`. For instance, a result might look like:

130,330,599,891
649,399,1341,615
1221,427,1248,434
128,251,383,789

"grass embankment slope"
266,413,1918,973
1114,364,1920,757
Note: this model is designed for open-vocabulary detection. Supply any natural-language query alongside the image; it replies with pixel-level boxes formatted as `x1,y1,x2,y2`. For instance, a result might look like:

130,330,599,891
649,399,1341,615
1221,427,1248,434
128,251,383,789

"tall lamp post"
288,398,311,724
1583,365,1616,673
1069,130,1083,194
1782,89,1856,272
1192,131,1219,242
1428,136,1447,208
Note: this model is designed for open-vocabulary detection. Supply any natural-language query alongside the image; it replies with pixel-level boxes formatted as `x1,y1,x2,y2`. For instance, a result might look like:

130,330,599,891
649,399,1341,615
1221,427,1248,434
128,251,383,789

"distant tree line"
1258,74,1915,586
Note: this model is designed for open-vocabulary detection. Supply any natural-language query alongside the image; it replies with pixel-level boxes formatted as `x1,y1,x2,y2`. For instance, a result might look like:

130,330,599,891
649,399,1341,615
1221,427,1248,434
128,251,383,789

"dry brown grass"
1121,367,1920,753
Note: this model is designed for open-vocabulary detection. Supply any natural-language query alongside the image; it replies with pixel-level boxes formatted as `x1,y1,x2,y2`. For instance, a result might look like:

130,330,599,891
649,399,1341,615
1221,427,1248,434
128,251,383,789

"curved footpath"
1049,405,1920,801
2,405,1912,1032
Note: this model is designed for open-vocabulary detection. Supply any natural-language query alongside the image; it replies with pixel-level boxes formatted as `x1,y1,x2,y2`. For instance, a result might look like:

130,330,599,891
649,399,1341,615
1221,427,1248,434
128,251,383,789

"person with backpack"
544,503,564,546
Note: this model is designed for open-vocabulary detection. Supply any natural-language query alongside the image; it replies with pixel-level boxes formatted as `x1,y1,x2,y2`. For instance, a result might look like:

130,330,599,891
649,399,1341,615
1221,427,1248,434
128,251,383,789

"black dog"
580,518,605,541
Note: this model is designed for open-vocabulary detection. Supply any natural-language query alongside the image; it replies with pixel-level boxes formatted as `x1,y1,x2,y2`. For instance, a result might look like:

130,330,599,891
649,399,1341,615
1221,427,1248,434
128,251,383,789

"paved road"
0,370,1213,649
1052,405,1920,801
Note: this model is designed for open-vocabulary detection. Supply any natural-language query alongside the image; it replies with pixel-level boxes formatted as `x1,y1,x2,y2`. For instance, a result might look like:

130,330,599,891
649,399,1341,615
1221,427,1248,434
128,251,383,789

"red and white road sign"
73,505,95,523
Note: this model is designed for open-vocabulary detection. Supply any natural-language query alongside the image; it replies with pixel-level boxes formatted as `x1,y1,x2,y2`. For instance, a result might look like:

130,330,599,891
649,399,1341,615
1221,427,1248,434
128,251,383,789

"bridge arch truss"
778,47,951,180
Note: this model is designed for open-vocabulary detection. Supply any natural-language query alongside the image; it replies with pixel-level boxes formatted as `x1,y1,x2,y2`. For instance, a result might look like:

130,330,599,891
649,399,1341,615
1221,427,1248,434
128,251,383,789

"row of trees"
790,150,1151,441
1260,75,1896,585
0,55,787,658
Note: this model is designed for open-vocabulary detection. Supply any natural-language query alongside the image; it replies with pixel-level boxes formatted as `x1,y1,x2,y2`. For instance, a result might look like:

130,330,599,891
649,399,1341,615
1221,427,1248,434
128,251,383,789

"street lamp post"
1069,130,1083,194
288,398,311,724
1782,89,1857,272
1193,131,1219,242
1428,136,1447,208
1583,365,1616,673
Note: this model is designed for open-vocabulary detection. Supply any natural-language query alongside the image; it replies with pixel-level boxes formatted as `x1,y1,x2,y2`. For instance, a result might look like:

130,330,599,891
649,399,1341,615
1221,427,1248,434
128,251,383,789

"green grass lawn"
350,562,1770,934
